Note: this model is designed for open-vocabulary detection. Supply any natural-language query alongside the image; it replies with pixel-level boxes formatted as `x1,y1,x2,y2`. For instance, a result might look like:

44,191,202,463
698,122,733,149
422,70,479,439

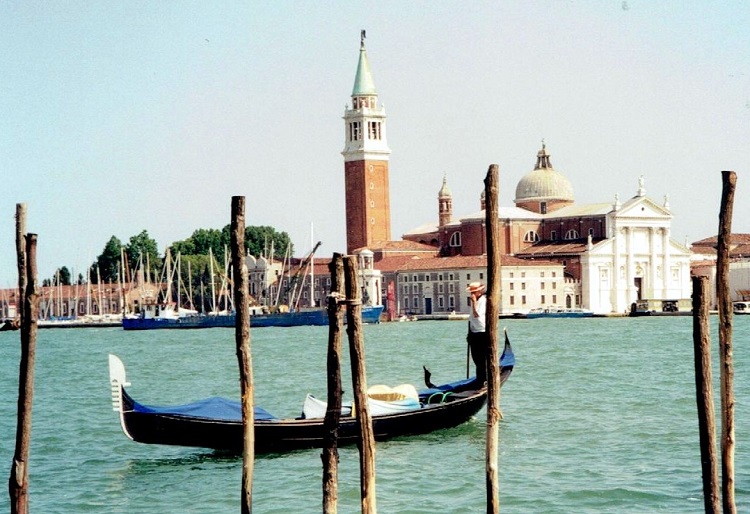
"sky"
1,1,749,286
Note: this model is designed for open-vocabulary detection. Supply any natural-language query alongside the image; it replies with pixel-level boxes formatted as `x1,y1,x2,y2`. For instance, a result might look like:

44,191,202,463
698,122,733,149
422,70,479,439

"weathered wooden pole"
231,196,254,514
322,253,345,513
692,275,720,513
716,170,736,513
15,204,26,332
343,255,377,514
484,164,501,513
10,202,38,514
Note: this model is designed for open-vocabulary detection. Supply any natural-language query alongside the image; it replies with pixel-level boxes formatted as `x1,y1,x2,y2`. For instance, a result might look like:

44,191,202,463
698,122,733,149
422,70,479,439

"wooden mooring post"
692,275,720,513
484,165,502,513
343,255,377,514
10,204,39,514
322,253,345,513
231,196,255,514
716,170,736,513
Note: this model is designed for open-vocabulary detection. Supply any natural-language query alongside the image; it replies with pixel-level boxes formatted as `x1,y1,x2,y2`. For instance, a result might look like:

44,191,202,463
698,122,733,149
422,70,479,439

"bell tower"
342,30,391,254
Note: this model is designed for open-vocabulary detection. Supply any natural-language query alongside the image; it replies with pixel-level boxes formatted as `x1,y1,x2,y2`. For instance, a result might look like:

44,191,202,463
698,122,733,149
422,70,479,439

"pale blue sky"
2,1,748,285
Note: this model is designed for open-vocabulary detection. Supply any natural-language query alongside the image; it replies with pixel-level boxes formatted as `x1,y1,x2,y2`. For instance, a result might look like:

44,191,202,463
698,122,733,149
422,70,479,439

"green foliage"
126,230,161,281
91,236,123,283
57,266,72,286
243,225,292,258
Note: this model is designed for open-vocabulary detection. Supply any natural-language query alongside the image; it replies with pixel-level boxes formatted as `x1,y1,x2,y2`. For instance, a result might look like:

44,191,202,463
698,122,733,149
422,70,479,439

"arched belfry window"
523,230,540,243
449,231,462,247
564,229,579,240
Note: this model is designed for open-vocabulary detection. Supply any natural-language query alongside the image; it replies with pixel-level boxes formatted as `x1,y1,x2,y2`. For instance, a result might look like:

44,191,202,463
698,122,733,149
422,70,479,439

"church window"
370,200,375,208
564,229,579,240
541,202,547,214
449,231,462,247
371,218,375,224
349,122,362,141
524,230,540,243
370,182,374,189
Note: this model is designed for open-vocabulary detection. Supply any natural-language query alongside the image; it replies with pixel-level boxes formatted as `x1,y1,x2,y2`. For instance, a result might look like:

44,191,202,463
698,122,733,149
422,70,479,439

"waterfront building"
403,145,693,314
376,254,566,317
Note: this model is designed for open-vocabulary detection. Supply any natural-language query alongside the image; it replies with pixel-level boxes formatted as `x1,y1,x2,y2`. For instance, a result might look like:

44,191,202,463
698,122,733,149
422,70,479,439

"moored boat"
122,305,384,330
734,301,750,315
108,332,515,453
523,307,593,319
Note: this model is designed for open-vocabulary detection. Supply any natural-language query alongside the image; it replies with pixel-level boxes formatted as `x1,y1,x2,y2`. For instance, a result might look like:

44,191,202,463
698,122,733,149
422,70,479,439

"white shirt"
469,294,486,333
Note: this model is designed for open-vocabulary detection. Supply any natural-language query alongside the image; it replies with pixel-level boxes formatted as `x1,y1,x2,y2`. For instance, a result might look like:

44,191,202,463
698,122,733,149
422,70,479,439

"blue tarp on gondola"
133,396,277,422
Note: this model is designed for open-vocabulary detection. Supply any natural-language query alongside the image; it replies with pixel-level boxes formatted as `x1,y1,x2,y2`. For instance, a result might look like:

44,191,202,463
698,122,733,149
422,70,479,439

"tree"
242,225,292,258
126,230,161,282
56,266,71,285
168,226,292,297
91,236,123,284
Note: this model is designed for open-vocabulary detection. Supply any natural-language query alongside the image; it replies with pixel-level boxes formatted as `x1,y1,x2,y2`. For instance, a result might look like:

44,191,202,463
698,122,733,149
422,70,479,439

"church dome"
514,144,574,204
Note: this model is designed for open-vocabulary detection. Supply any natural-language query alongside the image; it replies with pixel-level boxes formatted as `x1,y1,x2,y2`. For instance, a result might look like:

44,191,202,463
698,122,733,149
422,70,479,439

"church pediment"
615,196,672,220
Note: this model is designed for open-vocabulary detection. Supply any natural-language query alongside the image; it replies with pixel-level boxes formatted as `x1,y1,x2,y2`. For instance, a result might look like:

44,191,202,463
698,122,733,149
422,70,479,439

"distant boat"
734,301,750,315
107,332,514,453
122,304,384,330
523,307,593,319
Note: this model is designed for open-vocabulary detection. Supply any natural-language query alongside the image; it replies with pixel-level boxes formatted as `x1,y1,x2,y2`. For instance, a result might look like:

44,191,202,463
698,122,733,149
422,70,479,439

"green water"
0,317,748,512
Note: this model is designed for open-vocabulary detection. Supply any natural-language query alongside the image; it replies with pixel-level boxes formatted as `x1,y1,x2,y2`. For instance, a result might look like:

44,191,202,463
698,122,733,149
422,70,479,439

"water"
1,317,748,512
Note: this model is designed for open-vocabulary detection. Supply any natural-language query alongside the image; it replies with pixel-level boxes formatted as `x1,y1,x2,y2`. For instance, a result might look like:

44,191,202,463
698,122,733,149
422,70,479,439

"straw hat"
466,282,485,293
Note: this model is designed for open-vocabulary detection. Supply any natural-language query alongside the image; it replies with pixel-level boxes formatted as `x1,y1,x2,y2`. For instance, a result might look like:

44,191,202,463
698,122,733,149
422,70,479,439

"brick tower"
342,31,391,254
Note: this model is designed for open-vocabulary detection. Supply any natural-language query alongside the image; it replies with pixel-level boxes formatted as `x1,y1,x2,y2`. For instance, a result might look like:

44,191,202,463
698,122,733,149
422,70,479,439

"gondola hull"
117,387,489,453
109,335,514,453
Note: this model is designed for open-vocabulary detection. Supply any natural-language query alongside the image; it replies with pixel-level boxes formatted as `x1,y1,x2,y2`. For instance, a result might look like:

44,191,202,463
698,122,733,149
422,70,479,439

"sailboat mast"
309,223,314,307
209,248,216,314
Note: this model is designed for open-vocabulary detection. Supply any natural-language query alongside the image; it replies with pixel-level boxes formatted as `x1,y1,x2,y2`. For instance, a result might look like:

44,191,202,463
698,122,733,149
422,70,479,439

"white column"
627,227,635,304
650,227,658,299
662,228,670,298
612,228,621,312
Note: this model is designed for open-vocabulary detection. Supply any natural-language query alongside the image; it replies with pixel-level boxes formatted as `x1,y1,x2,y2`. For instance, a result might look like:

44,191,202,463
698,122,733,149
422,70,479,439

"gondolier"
467,281,488,387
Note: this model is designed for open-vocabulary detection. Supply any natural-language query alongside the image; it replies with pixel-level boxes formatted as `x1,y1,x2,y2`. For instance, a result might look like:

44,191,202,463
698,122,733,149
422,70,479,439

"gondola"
108,333,515,453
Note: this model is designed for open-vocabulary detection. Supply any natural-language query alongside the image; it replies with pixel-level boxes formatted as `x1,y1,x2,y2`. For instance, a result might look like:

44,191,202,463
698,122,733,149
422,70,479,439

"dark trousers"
467,330,488,385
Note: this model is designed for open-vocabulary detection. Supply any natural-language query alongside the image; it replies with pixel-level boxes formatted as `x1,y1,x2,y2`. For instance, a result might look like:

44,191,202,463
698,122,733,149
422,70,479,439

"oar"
466,338,470,379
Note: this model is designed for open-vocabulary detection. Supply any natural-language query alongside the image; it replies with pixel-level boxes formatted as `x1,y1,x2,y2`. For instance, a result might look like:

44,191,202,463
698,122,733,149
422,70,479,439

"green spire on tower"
352,29,377,96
